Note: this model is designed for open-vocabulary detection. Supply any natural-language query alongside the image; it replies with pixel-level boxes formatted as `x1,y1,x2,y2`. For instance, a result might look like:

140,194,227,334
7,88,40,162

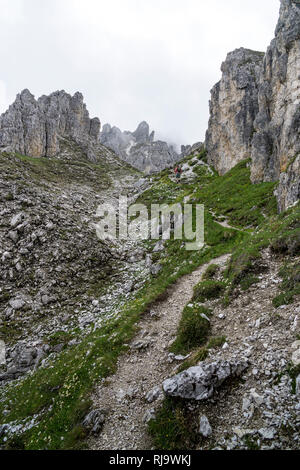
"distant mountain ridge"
100,121,180,174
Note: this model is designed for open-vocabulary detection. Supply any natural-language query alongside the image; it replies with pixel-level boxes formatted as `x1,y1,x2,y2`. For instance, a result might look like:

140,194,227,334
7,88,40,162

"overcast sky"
0,0,280,148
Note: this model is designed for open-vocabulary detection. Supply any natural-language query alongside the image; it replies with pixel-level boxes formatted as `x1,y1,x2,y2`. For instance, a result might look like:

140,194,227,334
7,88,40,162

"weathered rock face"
0,143,144,382
205,1,300,212
206,48,264,175
251,0,300,211
100,121,179,173
0,89,100,160
163,360,249,401
181,142,203,158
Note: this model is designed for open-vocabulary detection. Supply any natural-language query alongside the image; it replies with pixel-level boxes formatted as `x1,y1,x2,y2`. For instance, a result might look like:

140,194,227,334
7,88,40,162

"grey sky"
0,0,280,148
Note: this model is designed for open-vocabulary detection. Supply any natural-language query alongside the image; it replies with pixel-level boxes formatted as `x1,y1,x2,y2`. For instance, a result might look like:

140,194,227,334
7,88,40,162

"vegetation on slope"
148,156,299,451
1,150,297,450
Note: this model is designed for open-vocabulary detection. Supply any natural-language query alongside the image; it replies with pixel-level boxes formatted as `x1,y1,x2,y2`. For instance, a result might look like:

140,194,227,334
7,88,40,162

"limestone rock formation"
0,89,101,161
205,48,264,175
163,360,249,401
206,0,300,212
100,121,179,173
181,142,203,158
251,0,300,212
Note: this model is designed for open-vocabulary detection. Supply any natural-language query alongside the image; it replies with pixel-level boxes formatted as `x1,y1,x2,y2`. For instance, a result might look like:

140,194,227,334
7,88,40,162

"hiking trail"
89,254,230,450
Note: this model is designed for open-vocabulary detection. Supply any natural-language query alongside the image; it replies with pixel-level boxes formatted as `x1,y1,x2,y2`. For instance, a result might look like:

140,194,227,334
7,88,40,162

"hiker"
174,165,182,183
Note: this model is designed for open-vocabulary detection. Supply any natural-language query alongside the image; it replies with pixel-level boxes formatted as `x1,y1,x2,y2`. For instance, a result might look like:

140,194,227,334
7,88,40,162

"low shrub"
193,280,226,302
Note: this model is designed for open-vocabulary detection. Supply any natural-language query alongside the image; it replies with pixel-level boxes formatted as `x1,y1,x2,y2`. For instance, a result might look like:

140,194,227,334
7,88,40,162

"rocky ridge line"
100,121,180,174
0,89,101,162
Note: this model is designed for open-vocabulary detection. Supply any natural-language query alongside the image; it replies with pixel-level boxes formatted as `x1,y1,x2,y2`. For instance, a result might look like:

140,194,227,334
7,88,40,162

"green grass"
148,397,197,450
0,218,240,450
146,161,299,452
193,159,277,228
203,264,219,280
1,155,295,450
0,211,241,449
193,280,226,302
272,262,300,308
223,201,300,301
239,274,260,291
207,336,226,349
170,305,212,354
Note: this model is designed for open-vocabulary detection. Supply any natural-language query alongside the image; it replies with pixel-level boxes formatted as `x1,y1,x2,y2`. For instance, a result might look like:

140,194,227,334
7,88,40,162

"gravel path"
89,254,230,450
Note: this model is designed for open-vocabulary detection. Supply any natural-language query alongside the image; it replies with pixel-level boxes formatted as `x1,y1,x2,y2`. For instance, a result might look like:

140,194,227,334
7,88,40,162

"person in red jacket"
174,165,182,183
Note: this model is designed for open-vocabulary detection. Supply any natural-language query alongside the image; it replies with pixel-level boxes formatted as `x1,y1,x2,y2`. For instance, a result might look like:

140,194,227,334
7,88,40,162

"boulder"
82,409,106,434
163,360,249,400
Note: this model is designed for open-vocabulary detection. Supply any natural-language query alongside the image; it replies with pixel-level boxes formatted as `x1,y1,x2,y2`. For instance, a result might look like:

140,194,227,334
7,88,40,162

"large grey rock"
0,89,100,161
163,360,249,400
82,409,106,434
100,121,180,173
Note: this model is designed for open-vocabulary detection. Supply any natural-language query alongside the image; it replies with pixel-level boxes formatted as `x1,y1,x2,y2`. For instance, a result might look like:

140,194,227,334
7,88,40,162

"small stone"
199,415,212,437
8,231,18,243
150,264,162,276
292,349,300,366
9,298,25,310
143,409,156,423
242,397,252,412
10,212,24,228
250,390,264,406
259,428,276,440
145,386,161,403
233,428,254,439
153,240,164,253
296,375,300,397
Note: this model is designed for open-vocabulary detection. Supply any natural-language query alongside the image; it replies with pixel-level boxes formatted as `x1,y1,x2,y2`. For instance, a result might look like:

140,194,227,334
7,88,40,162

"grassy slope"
148,156,299,450
149,200,300,450
0,153,285,450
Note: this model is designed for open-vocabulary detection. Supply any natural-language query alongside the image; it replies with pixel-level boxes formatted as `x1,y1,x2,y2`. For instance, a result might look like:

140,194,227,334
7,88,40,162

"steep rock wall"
0,90,100,160
205,0,300,212
205,48,264,175
251,0,300,211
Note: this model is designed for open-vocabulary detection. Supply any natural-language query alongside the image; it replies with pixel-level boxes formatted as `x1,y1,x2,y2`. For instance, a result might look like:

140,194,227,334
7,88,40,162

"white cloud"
0,0,281,145
0,80,8,114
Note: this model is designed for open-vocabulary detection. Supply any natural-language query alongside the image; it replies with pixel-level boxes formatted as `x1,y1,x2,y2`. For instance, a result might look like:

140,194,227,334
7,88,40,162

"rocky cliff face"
206,0,300,211
205,48,264,175
0,89,101,161
100,121,179,173
251,0,300,211
181,141,203,158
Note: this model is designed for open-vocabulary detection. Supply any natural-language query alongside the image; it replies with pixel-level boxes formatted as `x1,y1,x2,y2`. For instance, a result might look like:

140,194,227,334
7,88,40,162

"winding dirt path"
89,254,230,450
